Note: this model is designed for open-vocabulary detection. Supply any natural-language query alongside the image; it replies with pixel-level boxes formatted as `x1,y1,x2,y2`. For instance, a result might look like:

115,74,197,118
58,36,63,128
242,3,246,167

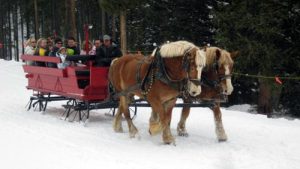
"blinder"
182,53,190,72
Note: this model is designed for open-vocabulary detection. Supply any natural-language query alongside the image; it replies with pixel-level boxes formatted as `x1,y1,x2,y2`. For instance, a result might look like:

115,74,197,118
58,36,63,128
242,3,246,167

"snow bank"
0,59,300,169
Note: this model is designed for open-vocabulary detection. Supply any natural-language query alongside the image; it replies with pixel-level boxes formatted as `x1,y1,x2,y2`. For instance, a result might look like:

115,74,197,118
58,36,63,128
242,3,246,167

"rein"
201,56,232,89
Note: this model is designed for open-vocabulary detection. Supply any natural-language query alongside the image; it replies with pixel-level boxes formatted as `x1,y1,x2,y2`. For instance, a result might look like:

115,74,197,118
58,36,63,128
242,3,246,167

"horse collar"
153,48,188,92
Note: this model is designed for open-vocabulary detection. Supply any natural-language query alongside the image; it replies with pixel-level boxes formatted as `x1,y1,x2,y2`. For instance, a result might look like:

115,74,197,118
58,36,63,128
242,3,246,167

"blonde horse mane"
159,41,196,58
206,47,233,67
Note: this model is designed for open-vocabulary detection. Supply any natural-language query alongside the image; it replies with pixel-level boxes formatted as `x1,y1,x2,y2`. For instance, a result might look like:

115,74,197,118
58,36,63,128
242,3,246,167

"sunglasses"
56,42,63,44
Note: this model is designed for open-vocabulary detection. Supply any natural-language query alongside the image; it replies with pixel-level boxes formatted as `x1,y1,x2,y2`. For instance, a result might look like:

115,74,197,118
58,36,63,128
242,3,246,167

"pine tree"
100,0,143,54
213,0,300,116
127,0,216,52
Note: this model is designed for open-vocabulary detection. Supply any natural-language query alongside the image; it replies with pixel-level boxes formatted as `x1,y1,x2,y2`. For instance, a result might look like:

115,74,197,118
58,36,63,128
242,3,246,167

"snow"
1,59,300,169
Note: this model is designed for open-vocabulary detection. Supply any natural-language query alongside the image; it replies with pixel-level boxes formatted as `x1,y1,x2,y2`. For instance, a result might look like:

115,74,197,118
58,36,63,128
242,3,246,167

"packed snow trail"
0,60,300,169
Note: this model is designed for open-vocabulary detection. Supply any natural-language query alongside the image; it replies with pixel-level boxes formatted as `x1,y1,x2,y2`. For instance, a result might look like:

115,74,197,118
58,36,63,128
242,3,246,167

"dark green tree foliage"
127,0,216,52
280,1,300,116
100,0,143,54
213,0,300,116
100,0,141,13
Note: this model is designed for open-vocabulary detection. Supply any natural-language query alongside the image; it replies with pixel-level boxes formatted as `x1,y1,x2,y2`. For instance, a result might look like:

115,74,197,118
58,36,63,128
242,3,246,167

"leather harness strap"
111,47,194,99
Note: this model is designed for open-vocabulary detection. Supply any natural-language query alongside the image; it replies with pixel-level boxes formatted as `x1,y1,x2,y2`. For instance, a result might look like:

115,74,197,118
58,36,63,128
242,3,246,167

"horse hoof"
163,138,176,145
218,138,227,142
149,123,163,136
129,129,139,138
113,126,123,133
177,125,188,137
163,134,175,145
178,132,189,137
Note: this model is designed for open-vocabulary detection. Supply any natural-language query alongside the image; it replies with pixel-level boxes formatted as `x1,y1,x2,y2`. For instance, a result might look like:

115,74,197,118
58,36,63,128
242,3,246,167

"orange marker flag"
275,76,283,85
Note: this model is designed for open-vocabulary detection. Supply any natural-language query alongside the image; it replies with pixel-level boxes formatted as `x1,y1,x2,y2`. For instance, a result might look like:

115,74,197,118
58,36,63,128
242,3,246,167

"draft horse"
109,41,206,144
177,47,239,141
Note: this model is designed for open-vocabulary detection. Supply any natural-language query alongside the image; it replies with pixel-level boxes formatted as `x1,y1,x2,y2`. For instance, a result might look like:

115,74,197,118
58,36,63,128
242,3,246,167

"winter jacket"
47,46,60,68
57,53,70,69
25,46,35,55
34,47,49,56
49,46,60,56
33,47,49,66
95,44,122,67
24,46,35,65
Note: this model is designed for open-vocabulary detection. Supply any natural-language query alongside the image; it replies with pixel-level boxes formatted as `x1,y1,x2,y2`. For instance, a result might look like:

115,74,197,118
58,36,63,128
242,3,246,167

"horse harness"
112,47,198,99
137,47,197,97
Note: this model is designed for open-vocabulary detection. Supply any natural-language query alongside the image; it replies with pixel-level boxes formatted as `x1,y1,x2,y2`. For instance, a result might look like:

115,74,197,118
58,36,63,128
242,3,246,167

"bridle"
201,56,232,90
181,47,203,86
156,47,202,85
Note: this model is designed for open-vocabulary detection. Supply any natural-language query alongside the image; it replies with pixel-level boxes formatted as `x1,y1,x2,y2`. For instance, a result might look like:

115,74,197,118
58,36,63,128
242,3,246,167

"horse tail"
108,58,119,99
151,48,158,57
111,58,119,66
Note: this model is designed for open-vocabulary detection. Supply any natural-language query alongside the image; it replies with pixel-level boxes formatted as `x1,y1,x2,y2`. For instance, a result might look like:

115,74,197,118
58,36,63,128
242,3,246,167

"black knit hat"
54,38,62,44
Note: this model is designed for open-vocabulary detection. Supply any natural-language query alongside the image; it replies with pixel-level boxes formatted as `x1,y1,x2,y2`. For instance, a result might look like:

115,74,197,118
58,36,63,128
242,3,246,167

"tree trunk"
120,10,127,55
258,79,273,117
34,0,39,39
13,4,19,61
101,9,106,35
7,4,12,60
25,15,30,39
20,3,25,55
0,3,3,59
69,0,77,38
111,14,116,41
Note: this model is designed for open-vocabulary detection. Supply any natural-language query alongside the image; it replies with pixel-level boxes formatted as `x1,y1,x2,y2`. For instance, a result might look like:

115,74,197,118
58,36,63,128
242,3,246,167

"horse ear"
216,49,221,61
230,51,239,59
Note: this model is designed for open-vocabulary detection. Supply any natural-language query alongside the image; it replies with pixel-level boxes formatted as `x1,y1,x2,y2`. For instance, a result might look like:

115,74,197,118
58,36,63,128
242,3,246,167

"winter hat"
103,35,111,40
58,47,66,53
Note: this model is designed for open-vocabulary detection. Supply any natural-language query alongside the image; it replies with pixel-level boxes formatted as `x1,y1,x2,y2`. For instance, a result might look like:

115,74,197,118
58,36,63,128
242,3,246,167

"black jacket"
47,46,60,68
49,46,59,56
95,44,122,66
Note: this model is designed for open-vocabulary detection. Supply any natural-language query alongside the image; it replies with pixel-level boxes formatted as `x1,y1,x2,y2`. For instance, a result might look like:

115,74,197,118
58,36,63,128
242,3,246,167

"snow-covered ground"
0,59,300,169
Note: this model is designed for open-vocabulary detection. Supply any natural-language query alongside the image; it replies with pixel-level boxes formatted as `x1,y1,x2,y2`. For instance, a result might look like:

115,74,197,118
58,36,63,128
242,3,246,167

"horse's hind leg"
123,98,139,138
113,96,125,133
212,103,227,142
177,105,191,137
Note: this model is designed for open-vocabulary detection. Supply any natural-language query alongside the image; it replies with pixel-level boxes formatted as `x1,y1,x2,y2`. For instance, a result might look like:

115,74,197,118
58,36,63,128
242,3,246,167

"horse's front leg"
212,103,227,142
162,98,177,145
149,109,160,131
177,105,191,137
148,104,164,136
